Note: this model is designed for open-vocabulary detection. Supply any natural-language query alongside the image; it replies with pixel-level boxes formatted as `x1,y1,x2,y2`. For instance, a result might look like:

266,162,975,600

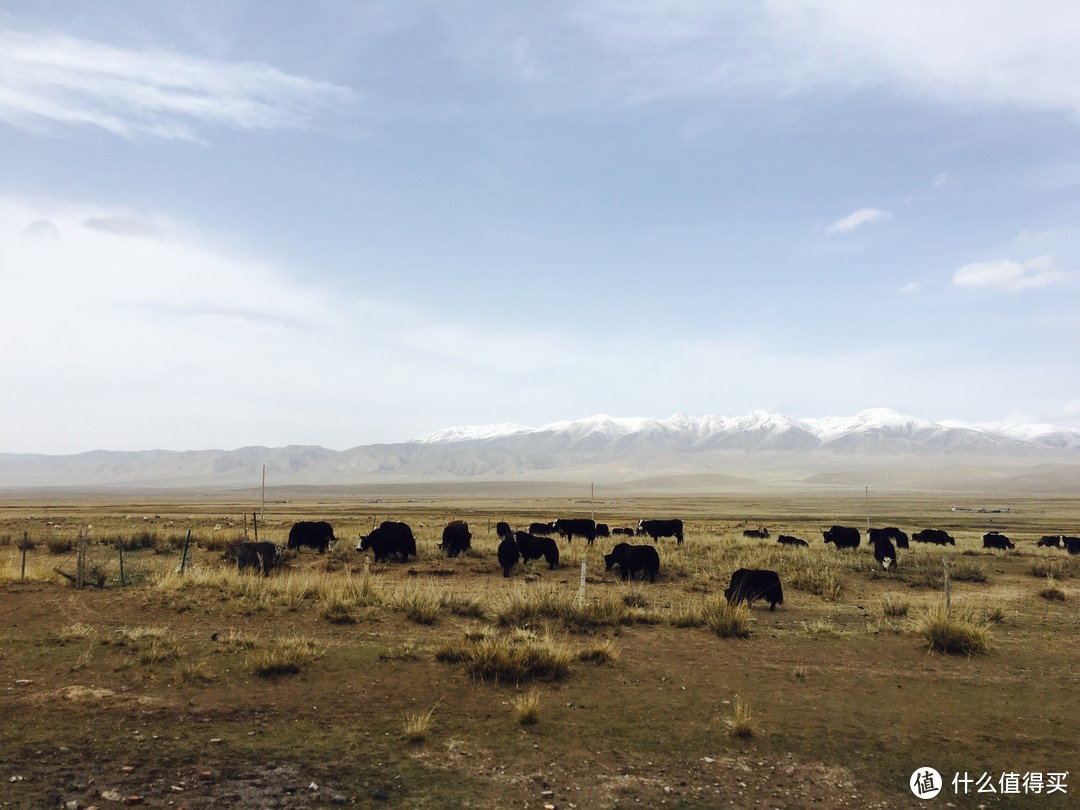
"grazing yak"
595,523,611,538
822,525,861,549
514,531,560,569
529,521,557,536
603,542,660,583
869,526,909,549
612,527,636,536
1038,535,1063,548
637,518,684,545
495,521,514,541
235,541,281,576
912,529,955,546
497,535,520,578
777,534,809,548
554,518,597,545
439,520,472,557
287,520,336,553
724,568,784,611
870,535,898,570
742,527,770,539
1064,536,1080,555
982,531,1015,551
357,521,417,562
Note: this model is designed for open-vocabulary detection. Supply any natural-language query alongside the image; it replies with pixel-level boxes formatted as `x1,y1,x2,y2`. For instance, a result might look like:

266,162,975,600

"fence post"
577,559,587,606
76,527,87,589
180,529,192,573
118,540,125,585
21,531,27,581
943,559,951,614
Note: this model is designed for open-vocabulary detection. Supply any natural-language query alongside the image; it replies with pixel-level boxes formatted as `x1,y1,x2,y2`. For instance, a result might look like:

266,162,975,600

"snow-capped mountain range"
2,409,1080,491
415,409,1080,452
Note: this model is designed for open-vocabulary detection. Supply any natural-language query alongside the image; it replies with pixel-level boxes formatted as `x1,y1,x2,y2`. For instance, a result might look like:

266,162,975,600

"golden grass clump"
577,638,619,665
249,635,323,677
391,583,442,624
435,629,573,684
729,695,755,738
702,598,751,639
50,622,95,644
879,595,911,617
913,604,992,655
401,705,436,744
512,689,542,725
785,554,844,601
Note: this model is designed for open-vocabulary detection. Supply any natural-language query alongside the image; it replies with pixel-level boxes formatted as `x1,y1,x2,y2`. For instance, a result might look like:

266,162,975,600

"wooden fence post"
118,540,125,585
21,531,27,581
577,559,587,606
76,527,87,589
180,529,192,573
943,559,951,614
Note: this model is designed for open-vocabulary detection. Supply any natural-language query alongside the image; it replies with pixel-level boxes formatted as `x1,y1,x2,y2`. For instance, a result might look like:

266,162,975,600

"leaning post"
179,529,192,574
21,531,28,581
577,559,587,607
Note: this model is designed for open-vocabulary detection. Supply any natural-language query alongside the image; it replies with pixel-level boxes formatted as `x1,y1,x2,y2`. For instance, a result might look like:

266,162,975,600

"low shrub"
702,599,751,639
730,695,755,738
913,604,992,655
249,635,322,677
401,706,436,744
435,629,573,684
512,689,541,726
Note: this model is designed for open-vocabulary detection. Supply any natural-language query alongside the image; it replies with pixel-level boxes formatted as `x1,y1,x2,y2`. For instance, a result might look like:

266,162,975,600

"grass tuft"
913,603,992,655
512,689,542,725
702,598,751,638
1039,577,1066,602
249,635,322,677
401,705,436,744
730,695,755,738
577,639,619,665
435,629,573,684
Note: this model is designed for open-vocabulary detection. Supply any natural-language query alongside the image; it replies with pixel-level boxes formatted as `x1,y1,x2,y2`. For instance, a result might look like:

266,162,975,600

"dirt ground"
1,492,1078,809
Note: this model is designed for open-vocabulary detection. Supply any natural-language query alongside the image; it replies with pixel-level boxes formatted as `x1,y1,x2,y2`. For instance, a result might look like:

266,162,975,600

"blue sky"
2,1,1079,453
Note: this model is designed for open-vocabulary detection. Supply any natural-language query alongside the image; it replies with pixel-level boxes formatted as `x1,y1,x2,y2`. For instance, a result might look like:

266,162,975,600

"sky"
2,1,1079,454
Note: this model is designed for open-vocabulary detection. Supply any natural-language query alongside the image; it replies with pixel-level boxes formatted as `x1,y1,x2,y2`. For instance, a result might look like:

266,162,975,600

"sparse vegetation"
702,597,751,638
730,695,755,738
249,635,322,676
1039,577,1066,601
401,705,437,743
2,493,1078,808
435,628,574,684
913,604,992,655
511,689,542,725
577,638,619,665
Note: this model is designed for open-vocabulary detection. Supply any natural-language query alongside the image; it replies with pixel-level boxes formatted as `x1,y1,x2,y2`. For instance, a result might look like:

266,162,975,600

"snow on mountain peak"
411,410,1080,453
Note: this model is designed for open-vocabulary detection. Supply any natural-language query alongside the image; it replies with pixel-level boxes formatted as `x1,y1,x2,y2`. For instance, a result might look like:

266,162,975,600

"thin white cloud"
952,255,1071,292
899,281,924,295
826,207,891,235
0,30,352,140
462,2,1080,119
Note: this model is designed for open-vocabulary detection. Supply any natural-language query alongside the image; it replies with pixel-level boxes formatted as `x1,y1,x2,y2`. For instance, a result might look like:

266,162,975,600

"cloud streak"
0,30,352,140
952,256,1072,292
826,207,891,235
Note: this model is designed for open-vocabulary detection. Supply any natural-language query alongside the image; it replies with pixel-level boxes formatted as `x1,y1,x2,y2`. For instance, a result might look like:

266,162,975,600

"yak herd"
233,516,1080,613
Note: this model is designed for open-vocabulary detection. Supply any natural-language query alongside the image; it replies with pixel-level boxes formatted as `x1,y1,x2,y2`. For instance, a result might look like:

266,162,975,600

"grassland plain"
0,490,1078,809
